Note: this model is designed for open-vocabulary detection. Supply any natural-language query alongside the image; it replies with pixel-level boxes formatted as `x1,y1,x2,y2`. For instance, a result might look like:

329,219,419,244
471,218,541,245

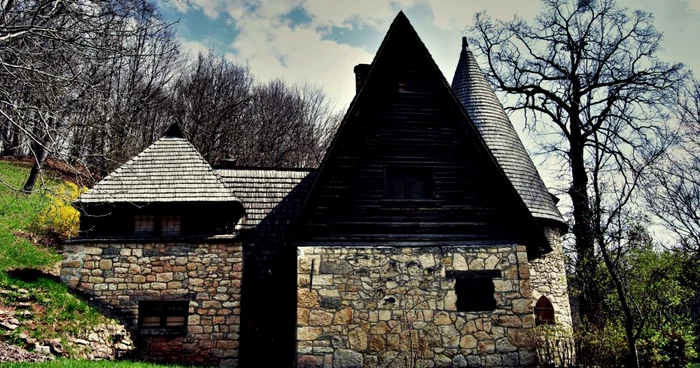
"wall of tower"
527,227,573,330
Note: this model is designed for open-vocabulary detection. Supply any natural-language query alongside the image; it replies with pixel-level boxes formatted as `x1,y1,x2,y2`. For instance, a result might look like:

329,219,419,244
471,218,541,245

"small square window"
134,215,155,237
161,215,182,237
446,270,500,312
138,300,188,329
385,167,434,199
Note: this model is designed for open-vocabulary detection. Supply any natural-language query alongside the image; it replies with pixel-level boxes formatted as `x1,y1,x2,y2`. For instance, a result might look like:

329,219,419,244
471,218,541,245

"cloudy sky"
157,0,700,198
159,0,700,107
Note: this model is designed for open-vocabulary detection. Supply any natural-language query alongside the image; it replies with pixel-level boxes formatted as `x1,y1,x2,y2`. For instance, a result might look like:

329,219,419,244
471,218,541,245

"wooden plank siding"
291,22,539,249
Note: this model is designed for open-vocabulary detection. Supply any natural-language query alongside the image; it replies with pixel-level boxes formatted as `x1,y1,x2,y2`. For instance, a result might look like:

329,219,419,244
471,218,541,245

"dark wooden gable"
289,12,549,252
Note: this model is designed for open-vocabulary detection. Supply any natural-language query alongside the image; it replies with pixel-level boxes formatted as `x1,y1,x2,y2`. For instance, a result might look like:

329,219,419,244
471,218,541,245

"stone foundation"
61,240,243,367
296,245,538,368
528,227,573,330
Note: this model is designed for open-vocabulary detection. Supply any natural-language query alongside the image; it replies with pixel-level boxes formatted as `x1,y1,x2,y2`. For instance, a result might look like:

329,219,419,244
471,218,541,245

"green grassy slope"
0,162,115,357
0,162,61,271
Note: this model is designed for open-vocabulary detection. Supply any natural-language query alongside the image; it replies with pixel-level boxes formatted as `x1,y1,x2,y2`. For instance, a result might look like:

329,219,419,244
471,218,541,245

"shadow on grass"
5,268,60,283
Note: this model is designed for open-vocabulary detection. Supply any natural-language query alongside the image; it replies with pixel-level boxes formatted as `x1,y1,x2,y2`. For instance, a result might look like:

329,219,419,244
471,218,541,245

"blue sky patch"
160,5,240,51
284,6,313,28
319,22,383,52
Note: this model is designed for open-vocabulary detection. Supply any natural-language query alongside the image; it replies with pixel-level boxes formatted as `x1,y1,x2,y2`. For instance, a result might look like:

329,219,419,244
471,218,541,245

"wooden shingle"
78,132,239,204
452,39,566,228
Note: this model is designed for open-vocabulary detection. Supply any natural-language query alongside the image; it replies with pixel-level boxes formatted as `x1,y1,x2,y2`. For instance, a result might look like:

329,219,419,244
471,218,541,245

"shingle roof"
451,39,565,227
216,168,315,229
78,131,240,204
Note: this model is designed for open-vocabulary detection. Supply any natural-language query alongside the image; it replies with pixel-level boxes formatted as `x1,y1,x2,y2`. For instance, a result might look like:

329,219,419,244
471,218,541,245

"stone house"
61,11,572,368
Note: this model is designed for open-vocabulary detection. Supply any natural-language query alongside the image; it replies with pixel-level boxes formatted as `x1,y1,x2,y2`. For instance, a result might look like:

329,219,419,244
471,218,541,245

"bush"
638,324,698,368
35,182,86,239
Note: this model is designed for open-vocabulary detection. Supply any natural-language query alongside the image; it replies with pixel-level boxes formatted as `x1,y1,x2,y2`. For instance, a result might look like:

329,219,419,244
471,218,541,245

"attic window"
446,270,500,312
385,167,434,199
397,81,408,92
134,215,155,237
161,215,182,237
535,296,555,326
138,300,188,330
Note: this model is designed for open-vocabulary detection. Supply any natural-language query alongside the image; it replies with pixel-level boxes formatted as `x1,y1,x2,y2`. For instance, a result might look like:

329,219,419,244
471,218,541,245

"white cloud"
178,38,213,58
160,0,228,19
169,0,700,109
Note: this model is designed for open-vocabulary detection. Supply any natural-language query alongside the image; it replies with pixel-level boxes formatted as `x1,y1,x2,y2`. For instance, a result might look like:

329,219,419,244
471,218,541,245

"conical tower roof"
78,124,240,204
452,38,565,228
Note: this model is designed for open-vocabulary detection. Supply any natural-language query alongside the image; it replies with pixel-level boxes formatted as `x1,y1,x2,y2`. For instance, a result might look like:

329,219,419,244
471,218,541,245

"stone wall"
296,245,538,368
528,227,573,330
61,240,243,367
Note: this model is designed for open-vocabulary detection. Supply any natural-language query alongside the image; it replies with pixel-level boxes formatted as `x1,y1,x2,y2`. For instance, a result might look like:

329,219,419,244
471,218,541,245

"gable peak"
164,123,184,138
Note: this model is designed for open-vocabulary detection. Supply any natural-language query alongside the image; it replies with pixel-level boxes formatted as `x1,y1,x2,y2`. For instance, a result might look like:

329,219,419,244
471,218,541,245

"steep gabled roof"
452,38,565,229
287,11,551,253
78,126,240,204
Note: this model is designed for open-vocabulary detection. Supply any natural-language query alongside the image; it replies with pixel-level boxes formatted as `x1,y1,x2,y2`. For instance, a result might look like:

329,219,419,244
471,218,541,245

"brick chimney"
353,64,371,94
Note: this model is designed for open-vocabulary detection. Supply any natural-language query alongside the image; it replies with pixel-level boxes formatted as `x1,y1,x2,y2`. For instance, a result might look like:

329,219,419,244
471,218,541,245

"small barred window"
138,300,188,329
161,215,182,237
134,215,155,237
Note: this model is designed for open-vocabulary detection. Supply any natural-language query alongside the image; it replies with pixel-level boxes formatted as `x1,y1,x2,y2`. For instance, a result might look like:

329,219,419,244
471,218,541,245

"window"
535,296,555,326
446,270,500,312
161,215,182,237
397,81,408,92
138,300,188,329
134,215,155,237
385,167,434,199
133,215,182,237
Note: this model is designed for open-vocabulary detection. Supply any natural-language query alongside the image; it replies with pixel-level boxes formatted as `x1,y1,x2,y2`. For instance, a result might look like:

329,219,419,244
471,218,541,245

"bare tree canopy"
0,0,180,188
0,1,341,190
170,53,340,169
646,80,700,255
467,0,687,365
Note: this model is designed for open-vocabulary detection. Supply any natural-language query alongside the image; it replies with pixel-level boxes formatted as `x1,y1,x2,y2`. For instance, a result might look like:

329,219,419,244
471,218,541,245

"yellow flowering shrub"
37,182,87,239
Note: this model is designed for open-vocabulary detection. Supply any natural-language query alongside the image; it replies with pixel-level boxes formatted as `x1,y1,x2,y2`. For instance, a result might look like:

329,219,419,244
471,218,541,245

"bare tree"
170,52,253,165
468,0,684,326
0,0,179,189
171,53,340,169
468,1,687,365
645,80,700,255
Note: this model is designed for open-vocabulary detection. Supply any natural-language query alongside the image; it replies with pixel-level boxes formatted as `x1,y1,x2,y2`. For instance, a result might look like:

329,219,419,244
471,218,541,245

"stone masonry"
528,227,573,331
61,239,243,367
296,245,538,368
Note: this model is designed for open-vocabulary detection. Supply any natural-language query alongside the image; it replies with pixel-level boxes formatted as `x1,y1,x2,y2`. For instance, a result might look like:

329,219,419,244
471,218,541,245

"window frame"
161,215,182,237
133,215,183,238
138,300,189,334
383,166,435,200
133,215,155,237
534,296,555,326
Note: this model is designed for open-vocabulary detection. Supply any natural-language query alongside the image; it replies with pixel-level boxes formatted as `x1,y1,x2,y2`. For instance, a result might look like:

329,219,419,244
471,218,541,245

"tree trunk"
598,233,640,368
22,142,47,193
568,127,602,326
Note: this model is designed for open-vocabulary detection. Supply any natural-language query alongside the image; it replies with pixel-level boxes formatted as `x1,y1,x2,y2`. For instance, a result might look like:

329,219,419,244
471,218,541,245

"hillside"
0,161,132,362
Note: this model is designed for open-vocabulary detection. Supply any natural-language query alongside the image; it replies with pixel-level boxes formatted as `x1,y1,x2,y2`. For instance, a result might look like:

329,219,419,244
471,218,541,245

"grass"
0,360,193,368
0,161,61,271
0,161,115,358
